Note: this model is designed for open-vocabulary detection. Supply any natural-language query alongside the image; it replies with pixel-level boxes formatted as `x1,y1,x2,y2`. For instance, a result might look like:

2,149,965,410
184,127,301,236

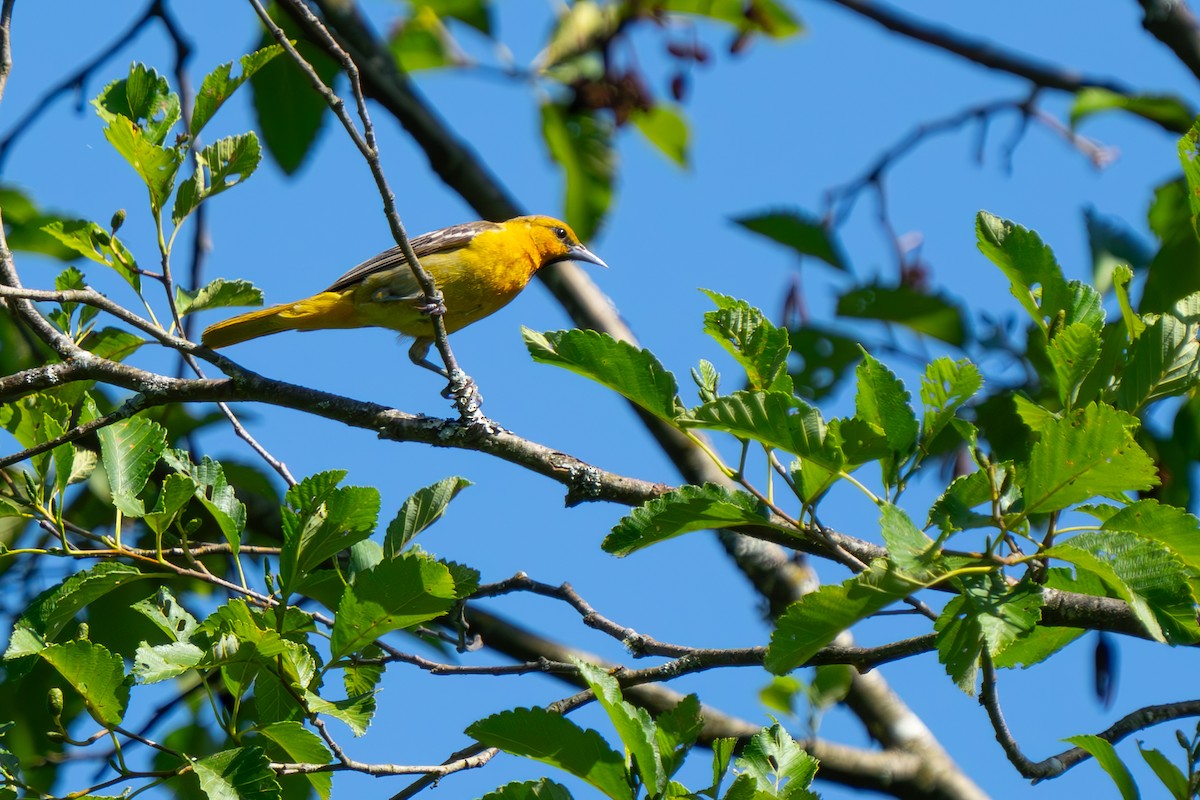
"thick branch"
1137,0,1200,84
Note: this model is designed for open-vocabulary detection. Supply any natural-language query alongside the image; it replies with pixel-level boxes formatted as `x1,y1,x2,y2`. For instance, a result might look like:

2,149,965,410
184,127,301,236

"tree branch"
1136,0,1200,85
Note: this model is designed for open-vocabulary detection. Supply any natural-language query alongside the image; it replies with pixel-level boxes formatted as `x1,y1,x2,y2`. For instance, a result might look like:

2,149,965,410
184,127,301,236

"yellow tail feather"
201,292,356,348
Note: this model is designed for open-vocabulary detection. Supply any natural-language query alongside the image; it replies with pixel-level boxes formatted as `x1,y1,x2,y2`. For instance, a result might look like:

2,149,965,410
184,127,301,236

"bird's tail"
201,292,354,348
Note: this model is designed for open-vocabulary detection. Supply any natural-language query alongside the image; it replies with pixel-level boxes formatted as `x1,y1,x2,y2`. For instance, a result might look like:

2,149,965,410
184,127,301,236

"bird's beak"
566,243,608,269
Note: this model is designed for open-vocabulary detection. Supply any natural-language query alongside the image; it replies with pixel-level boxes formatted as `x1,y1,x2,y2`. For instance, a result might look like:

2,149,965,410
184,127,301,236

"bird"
200,215,607,375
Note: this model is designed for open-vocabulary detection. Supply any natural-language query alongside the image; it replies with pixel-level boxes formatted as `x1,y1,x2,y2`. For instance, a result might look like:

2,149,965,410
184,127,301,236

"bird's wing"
323,220,503,293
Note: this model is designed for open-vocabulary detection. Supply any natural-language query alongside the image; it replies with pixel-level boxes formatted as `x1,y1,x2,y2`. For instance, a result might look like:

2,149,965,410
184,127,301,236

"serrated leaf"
732,209,846,270
193,45,285,137
603,483,789,556
631,104,689,167
134,640,204,683
329,554,457,660
304,690,376,737
383,476,472,557
96,413,167,517
40,219,140,291
4,562,149,659
1019,403,1158,514
735,723,818,799
700,289,792,393
39,640,129,727
765,561,918,674
1102,499,1200,571
576,660,663,793
164,450,247,554
837,283,966,345
143,473,199,537
1063,735,1138,800
541,103,613,241
684,390,842,469
478,779,575,800
1116,312,1200,412
256,721,332,800
921,357,983,442
92,63,180,144
990,625,1084,670
133,586,199,642
193,747,281,800
934,575,1042,694
280,471,379,596
1180,119,1200,239
524,328,682,421
1048,323,1102,407
467,707,633,800
101,115,183,216
854,351,917,487
879,504,937,575
174,133,262,225
976,211,1071,329
80,327,145,361
655,694,702,779
176,278,264,317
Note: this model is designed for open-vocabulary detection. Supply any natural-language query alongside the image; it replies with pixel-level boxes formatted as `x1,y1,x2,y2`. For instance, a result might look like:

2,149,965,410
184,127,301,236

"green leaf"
39,640,129,727
1116,311,1200,412
927,465,1019,534
193,747,281,800
417,0,492,34
576,660,664,793
80,327,145,361
1063,735,1139,800
92,63,180,145
1139,743,1189,800
1179,120,1200,239
734,723,818,799
95,413,167,517
655,694,703,779
383,476,472,557
541,103,614,241
250,18,339,175
143,473,199,537
1101,499,1200,571
732,209,846,270
631,104,689,167
1048,322,1102,407
604,484,788,556
701,290,792,393
478,779,575,800
164,450,248,553
467,707,633,800
685,391,842,469
4,562,149,659
133,587,199,642
879,504,937,575
854,351,917,484
1071,87,1194,133
765,561,919,674
256,721,332,800
192,45,285,137
990,625,1084,670
976,211,1069,330
172,133,262,224
524,328,682,421
920,357,983,442
134,640,205,683
175,278,264,317
934,575,1042,693
665,0,803,38
1019,403,1158,514
537,1,623,69
837,283,966,345
280,471,380,596
329,554,457,660
303,691,376,737
101,115,183,216
1054,530,1199,643
41,218,141,291
390,6,460,71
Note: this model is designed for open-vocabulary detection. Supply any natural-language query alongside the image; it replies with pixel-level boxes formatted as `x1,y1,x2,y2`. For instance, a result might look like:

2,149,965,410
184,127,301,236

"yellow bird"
201,215,607,375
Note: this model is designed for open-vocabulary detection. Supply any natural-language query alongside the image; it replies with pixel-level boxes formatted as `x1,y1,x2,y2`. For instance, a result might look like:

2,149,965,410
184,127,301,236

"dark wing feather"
323,220,502,292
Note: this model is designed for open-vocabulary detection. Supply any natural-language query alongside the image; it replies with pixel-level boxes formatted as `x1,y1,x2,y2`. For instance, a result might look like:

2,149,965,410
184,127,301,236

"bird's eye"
553,226,569,241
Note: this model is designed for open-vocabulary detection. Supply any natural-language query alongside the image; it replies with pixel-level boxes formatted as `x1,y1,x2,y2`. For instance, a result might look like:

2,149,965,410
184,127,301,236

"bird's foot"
444,370,496,429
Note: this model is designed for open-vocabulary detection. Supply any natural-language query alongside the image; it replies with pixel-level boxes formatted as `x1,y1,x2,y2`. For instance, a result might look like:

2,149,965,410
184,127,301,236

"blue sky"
2,2,1197,798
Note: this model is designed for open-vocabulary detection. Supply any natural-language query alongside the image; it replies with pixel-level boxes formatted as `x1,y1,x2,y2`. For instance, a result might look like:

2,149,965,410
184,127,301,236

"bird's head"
513,215,608,270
